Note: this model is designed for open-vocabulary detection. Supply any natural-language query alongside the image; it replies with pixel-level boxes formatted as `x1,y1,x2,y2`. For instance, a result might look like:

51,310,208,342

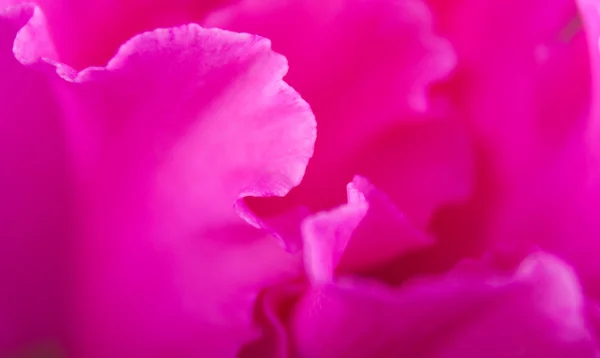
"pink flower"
3,0,600,357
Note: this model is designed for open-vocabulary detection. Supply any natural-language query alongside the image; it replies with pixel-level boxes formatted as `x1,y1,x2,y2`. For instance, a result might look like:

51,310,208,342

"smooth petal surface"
290,253,599,358
427,0,591,255
207,0,471,244
580,0,600,129
302,176,430,283
68,29,313,357
11,6,316,356
0,5,70,356
485,0,600,297
412,0,597,283
429,0,590,192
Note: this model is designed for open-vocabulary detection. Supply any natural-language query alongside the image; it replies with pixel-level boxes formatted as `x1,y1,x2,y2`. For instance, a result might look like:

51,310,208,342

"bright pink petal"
427,0,592,260
2,0,236,68
471,0,600,295
416,0,595,282
0,5,71,356
207,0,471,243
12,8,316,357
302,176,431,283
430,0,590,191
290,253,599,358
483,0,600,297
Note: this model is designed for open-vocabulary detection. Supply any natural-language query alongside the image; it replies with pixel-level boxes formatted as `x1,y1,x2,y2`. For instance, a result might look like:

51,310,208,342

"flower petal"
427,0,592,251
207,0,471,246
579,0,600,133
0,5,71,355
430,0,590,191
10,13,316,356
483,0,600,297
302,176,431,283
2,0,235,68
239,283,305,358
290,253,599,358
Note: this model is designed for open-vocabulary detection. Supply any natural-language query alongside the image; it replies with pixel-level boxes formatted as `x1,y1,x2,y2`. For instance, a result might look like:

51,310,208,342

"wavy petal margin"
1,3,316,357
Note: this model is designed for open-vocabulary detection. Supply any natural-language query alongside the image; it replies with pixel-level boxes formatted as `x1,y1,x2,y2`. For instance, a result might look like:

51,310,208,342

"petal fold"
290,253,599,358
302,176,430,283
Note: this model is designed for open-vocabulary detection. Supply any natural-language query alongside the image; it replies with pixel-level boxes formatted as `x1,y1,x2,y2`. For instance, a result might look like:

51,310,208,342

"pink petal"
428,0,592,259
12,6,316,357
579,0,600,134
482,0,600,296
2,0,235,68
239,283,305,358
207,0,471,243
302,176,431,283
0,5,71,355
290,253,599,358
431,0,590,190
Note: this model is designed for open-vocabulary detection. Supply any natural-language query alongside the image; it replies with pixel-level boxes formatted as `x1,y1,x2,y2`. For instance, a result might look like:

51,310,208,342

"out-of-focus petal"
302,176,430,283
12,9,316,356
484,0,600,298
430,0,590,191
239,283,305,358
290,253,599,358
0,5,71,356
423,0,592,275
208,0,471,246
579,0,600,133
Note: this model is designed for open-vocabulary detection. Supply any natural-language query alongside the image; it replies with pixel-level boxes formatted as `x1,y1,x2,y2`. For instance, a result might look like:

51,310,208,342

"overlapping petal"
290,253,599,358
472,0,600,299
61,28,313,358
422,0,594,275
207,0,471,246
0,0,235,68
3,3,316,357
302,175,430,283
429,0,590,193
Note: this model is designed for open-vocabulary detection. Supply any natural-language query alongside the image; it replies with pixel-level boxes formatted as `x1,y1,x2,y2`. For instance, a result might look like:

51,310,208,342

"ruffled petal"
2,0,235,68
0,5,71,355
207,0,471,243
302,176,430,283
11,7,316,357
290,253,599,358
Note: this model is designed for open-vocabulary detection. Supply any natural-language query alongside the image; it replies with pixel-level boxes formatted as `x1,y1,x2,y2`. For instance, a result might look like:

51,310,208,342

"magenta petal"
209,0,468,235
6,13,317,357
290,253,599,358
0,5,71,355
423,0,594,274
239,283,305,358
484,0,600,294
579,0,600,132
302,176,431,283
430,0,590,192
4,0,234,68
62,26,314,357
